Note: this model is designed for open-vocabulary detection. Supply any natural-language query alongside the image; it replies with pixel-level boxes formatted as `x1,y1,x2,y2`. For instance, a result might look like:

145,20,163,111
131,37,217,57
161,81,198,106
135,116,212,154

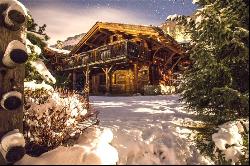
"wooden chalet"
50,22,188,95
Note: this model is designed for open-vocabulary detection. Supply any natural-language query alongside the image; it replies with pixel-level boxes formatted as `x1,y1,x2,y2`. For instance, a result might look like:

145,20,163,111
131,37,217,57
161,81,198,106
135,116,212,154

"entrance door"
111,69,133,94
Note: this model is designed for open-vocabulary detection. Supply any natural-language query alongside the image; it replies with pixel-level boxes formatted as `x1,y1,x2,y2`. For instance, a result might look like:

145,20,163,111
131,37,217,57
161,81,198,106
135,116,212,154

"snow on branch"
29,58,56,84
26,39,42,56
166,14,179,21
24,80,54,91
192,0,200,4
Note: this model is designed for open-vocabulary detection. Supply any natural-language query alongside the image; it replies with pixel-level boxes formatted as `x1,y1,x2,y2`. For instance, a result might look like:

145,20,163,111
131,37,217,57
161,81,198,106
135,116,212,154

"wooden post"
105,68,109,94
101,66,113,95
0,0,28,164
83,65,90,109
133,63,139,93
72,71,76,90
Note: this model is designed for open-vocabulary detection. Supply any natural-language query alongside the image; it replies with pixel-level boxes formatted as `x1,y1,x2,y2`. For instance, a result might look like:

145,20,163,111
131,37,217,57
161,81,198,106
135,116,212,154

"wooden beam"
164,52,176,66
85,42,97,47
90,32,104,43
170,56,182,71
139,34,183,54
70,22,100,55
99,28,113,35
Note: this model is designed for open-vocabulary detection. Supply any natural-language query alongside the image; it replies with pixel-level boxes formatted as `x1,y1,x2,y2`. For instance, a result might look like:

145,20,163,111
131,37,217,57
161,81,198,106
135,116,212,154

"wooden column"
0,0,27,164
72,71,76,90
83,65,90,109
102,66,113,95
104,68,110,94
133,63,139,93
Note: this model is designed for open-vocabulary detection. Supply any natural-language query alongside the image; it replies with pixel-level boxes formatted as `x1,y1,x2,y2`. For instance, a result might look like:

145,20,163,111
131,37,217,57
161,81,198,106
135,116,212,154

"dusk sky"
19,0,197,45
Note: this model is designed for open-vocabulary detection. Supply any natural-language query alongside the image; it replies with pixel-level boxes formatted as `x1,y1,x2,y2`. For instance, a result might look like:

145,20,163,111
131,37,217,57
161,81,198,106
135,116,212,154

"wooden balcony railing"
56,40,149,71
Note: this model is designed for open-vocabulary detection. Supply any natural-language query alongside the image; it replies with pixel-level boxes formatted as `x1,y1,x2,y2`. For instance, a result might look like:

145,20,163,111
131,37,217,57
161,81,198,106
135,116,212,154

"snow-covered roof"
47,46,70,54
70,21,183,55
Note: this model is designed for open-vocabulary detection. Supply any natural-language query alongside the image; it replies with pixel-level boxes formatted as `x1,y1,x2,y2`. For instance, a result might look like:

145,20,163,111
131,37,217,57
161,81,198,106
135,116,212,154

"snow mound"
212,120,248,164
15,127,118,165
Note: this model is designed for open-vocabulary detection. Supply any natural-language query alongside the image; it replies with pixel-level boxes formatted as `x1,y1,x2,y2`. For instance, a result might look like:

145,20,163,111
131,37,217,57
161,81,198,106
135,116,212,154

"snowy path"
90,95,208,165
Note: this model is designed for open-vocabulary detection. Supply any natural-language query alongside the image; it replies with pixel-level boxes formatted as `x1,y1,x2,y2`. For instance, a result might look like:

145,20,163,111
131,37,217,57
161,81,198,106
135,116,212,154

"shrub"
23,87,98,155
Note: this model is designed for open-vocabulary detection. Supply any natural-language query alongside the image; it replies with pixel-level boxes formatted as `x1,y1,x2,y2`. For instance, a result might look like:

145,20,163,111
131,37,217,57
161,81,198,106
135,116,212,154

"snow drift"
15,127,118,165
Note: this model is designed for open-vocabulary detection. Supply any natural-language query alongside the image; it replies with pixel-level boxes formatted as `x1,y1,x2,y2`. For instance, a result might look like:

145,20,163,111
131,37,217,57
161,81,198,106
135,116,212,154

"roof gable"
70,22,183,55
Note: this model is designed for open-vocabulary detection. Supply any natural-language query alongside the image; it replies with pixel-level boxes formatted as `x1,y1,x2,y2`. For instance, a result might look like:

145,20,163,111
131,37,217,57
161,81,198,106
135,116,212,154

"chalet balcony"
59,40,149,71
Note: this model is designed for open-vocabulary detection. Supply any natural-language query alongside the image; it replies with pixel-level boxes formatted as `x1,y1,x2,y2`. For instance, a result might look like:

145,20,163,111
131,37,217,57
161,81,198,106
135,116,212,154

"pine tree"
27,14,38,32
25,15,49,82
173,0,249,124
38,24,47,34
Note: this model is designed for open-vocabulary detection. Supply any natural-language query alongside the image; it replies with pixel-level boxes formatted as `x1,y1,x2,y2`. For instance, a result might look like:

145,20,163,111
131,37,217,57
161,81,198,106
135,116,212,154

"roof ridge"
97,21,158,28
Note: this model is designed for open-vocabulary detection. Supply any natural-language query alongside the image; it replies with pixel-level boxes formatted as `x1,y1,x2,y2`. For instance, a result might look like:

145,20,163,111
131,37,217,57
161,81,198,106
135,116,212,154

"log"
0,0,27,164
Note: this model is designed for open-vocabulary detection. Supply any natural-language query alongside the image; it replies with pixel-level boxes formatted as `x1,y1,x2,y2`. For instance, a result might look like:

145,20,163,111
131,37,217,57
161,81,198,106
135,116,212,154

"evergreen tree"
173,0,249,124
27,14,38,32
25,15,50,82
56,40,63,49
38,24,47,34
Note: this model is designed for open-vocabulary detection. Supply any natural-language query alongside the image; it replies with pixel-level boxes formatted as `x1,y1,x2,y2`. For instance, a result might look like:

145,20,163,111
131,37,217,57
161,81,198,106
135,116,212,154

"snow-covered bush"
195,119,249,165
212,120,249,165
143,85,176,95
16,127,118,165
23,83,98,154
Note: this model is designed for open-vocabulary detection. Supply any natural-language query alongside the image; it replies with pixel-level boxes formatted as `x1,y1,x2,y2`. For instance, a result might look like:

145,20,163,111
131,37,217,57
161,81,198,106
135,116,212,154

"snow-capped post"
0,0,27,164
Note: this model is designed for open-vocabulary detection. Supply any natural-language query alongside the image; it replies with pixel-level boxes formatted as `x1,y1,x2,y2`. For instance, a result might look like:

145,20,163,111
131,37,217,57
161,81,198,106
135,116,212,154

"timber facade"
49,22,189,95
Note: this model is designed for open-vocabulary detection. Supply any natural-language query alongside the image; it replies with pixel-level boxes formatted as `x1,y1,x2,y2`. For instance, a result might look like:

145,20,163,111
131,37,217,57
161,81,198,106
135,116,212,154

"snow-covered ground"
90,95,213,165
14,94,216,165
